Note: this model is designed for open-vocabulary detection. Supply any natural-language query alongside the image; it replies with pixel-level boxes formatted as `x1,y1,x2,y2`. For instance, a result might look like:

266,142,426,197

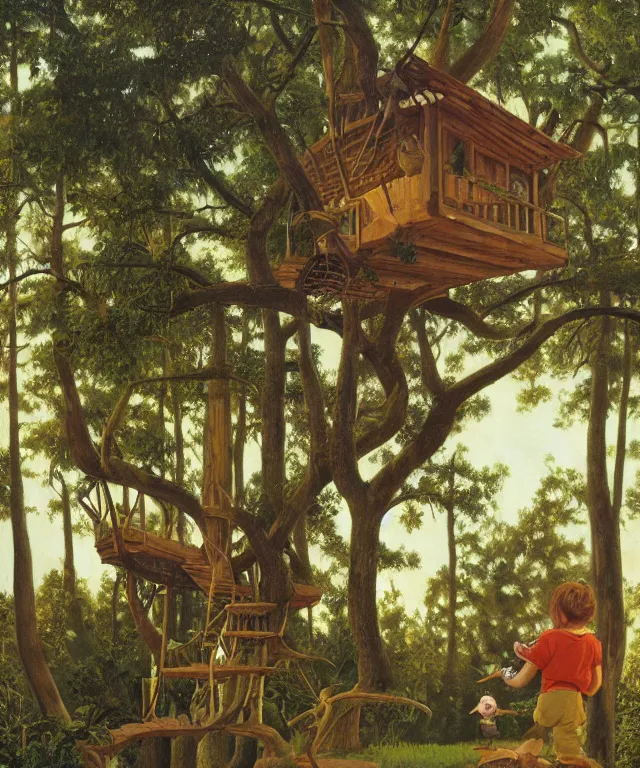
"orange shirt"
519,629,602,694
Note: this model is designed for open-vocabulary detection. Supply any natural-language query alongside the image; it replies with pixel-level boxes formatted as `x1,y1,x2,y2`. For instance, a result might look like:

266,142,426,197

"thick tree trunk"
316,509,392,752
6,40,69,718
585,312,626,768
348,511,392,692
202,304,233,565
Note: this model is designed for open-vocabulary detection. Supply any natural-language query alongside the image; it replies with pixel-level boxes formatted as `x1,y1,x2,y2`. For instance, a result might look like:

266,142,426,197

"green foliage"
389,238,417,265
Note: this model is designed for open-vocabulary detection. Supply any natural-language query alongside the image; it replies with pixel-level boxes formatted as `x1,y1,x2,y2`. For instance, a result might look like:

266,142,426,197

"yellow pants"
532,690,598,764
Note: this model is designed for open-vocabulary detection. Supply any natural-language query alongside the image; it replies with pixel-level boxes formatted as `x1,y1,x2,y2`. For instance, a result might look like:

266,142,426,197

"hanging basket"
297,252,351,297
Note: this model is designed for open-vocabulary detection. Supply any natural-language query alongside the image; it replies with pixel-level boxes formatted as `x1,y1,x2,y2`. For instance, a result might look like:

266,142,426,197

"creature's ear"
469,705,480,714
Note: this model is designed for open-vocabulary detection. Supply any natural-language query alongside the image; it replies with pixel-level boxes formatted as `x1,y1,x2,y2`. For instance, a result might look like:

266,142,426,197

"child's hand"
513,641,530,661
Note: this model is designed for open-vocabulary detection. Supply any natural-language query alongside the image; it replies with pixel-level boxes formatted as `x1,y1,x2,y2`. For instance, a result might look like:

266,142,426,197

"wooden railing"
443,170,567,248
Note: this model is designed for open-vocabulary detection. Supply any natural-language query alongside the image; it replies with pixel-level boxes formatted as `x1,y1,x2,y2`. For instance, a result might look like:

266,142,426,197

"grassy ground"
357,741,524,768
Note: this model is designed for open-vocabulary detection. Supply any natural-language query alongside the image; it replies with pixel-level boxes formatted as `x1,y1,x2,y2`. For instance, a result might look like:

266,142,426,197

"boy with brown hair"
504,581,603,767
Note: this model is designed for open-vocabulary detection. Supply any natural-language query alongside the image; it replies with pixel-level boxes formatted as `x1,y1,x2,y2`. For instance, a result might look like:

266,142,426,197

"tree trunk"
228,735,257,768
111,572,122,646
349,511,392,691
202,304,233,566
141,738,171,768
585,311,626,768
170,715,198,768
6,35,69,718
317,509,391,752
443,456,459,741
261,311,286,522
197,732,231,768
59,471,91,656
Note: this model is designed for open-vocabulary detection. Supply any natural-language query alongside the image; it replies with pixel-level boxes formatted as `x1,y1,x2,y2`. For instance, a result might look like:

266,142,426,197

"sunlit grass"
358,741,522,768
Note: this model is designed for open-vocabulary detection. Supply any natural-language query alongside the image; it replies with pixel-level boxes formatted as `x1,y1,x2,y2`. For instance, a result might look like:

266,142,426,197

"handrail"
442,169,567,245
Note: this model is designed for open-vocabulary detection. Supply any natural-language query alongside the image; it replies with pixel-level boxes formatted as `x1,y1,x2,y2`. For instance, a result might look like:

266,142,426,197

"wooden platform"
96,527,323,610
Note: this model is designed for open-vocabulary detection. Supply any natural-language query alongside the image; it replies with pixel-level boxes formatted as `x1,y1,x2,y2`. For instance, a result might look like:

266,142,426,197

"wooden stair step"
212,665,277,677
162,664,210,679
162,664,277,680
223,630,279,640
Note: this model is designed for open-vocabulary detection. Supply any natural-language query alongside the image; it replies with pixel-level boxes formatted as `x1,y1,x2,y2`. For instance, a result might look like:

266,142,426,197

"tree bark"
443,456,459,741
261,311,287,522
449,0,516,84
585,308,626,768
202,304,233,566
57,470,91,656
6,39,69,717
348,511,392,691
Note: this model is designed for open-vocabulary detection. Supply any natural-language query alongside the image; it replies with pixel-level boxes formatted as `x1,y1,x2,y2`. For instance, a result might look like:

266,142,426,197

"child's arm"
503,661,538,689
585,665,602,697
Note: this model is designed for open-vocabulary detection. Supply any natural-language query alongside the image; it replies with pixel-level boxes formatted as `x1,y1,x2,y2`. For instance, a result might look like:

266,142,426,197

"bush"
616,681,640,768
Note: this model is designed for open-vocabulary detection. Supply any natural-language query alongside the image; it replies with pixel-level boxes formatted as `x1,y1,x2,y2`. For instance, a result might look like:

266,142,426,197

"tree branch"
369,305,640,513
222,58,322,211
410,308,444,395
550,16,607,78
431,0,455,71
449,0,516,84
332,0,380,114
170,281,310,319
423,296,514,339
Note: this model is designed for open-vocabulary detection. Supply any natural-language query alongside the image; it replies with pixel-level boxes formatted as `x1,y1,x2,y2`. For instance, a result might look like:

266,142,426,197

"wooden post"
532,172,541,236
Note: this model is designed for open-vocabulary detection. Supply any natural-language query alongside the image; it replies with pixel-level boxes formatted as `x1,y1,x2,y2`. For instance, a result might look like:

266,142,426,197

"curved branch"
170,282,310,319
327,691,432,718
479,276,574,319
182,134,254,218
53,346,207,534
550,16,607,77
423,296,514,339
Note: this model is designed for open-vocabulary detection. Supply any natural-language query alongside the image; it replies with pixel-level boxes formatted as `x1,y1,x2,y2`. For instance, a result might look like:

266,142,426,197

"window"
339,206,357,236
449,139,466,176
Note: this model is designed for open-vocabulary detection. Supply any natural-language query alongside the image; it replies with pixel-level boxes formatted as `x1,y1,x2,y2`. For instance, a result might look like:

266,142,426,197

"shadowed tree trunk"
585,306,627,768
53,468,91,657
198,303,234,768
443,455,459,741
6,33,69,717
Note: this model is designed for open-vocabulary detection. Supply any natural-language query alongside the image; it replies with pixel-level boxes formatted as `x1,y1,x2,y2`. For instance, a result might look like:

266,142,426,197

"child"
503,581,602,767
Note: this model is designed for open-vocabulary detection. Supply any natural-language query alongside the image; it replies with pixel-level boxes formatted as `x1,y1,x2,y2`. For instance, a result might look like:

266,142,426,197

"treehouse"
94,519,323,610
275,55,580,300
